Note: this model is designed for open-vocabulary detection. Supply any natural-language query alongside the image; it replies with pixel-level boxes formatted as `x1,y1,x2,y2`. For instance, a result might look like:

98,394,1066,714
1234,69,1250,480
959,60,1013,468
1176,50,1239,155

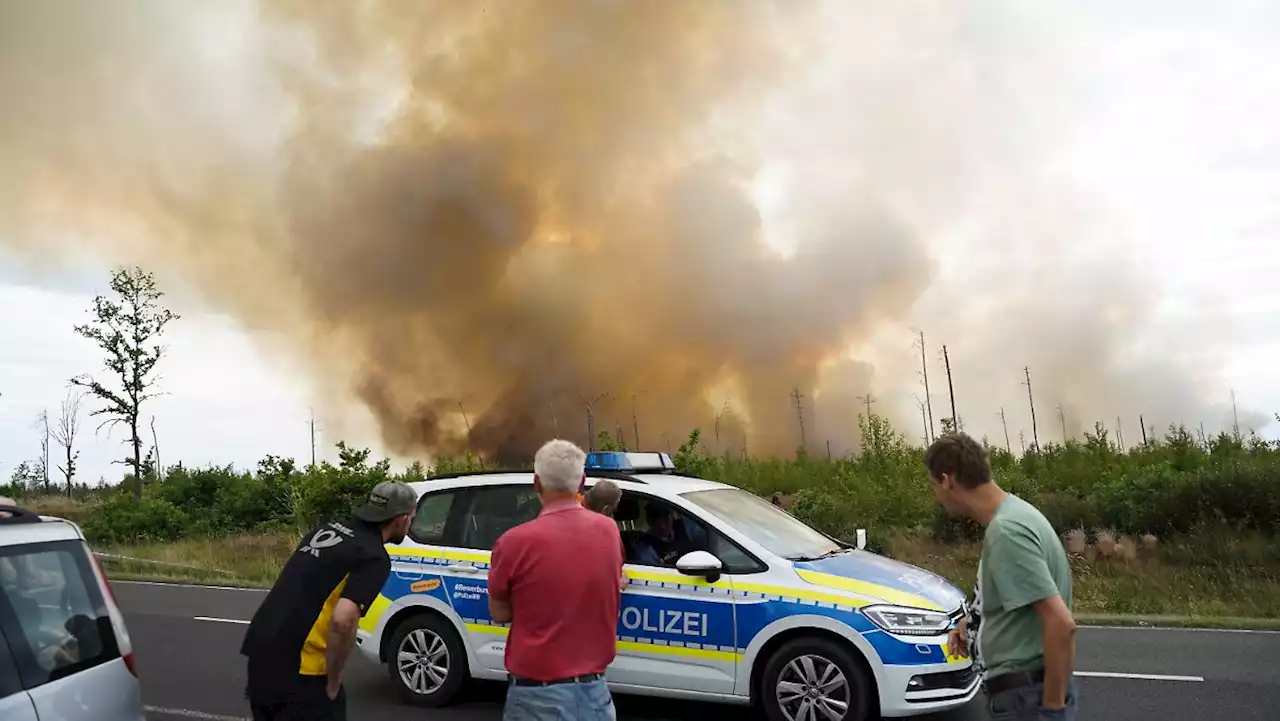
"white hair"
533,439,587,493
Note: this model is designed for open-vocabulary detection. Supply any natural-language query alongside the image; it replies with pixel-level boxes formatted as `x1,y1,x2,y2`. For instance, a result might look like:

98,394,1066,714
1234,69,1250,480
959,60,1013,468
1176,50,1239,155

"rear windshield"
0,539,122,689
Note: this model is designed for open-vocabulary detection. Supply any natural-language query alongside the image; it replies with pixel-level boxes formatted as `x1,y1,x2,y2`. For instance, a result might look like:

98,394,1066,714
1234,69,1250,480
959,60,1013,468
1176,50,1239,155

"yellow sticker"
944,647,970,664
411,578,442,593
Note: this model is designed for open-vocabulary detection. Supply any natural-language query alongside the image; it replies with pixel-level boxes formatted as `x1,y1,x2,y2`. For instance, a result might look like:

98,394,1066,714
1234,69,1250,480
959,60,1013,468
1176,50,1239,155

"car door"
0,540,144,721
445,484,543,674
607,491,741,695
0,626,37,721
382,487,469,603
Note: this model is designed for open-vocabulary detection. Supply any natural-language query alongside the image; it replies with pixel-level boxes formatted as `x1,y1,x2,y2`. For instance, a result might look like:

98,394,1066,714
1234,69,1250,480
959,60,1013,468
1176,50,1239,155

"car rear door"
445,484,543,673
0,625,37,721
0,536,144,721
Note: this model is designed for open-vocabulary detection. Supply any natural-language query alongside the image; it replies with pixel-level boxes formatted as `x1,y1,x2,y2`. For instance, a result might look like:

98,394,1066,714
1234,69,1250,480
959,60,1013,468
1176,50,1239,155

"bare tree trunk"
151,415,161,482
132,413,143,498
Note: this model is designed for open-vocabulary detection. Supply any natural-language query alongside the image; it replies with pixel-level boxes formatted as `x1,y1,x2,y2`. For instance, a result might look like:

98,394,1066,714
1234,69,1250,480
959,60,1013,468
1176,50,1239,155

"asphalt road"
113,580,1280,721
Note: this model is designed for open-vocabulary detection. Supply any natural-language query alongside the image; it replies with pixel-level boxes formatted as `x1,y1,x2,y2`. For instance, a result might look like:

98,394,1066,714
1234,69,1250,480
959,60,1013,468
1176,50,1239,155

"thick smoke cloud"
0,0,1260,465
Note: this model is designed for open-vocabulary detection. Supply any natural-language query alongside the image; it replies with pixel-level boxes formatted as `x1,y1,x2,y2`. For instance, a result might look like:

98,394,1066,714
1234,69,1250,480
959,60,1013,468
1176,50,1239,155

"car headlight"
861,604,953,637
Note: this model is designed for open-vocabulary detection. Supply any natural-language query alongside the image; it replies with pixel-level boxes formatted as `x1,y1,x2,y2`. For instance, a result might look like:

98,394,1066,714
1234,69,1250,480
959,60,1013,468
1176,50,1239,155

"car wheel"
760,637,873,721
385,612,468,707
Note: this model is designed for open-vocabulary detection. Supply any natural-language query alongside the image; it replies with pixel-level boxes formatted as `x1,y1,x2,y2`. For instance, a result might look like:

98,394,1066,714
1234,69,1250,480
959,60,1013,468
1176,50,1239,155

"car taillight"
89,549,137,678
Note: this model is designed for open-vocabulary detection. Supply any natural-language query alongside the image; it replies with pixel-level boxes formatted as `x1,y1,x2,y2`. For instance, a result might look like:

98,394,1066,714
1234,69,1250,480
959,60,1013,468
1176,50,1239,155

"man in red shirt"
488,439,625,721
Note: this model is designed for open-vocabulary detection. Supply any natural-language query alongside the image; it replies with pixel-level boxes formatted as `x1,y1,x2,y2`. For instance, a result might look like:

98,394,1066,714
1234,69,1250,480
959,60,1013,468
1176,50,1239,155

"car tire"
385,612,469,708
760,636,873,721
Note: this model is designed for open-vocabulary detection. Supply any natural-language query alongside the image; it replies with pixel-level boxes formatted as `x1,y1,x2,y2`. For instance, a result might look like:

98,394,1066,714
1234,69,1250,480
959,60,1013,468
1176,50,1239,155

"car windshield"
680,488,844,561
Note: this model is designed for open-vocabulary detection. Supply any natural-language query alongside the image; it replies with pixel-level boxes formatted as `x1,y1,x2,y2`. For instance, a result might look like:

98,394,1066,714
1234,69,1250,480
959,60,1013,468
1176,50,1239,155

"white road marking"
144,706,249,721
113,579,266,592
1080,624,1280,636
1075,671,1204,682
194,616,251,625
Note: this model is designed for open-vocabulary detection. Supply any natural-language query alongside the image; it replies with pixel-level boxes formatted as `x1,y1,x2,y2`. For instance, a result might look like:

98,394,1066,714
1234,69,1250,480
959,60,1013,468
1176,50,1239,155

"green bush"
32,418,1280,547
82,493,189,544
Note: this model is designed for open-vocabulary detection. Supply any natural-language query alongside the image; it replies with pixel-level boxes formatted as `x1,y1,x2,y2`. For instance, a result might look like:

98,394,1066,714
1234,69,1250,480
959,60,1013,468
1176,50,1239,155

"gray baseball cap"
354,481,417,523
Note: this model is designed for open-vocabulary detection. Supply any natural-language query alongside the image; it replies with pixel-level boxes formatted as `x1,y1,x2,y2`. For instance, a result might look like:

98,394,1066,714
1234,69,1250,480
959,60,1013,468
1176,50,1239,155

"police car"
355,452,978,720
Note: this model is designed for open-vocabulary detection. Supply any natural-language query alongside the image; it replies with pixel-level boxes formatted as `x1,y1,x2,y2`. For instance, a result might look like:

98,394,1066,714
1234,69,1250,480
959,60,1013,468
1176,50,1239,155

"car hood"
792,549,967,612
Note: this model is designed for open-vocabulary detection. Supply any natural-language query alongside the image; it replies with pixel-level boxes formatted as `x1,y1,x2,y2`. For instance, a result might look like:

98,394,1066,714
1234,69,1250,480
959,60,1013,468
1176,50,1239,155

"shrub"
35,419,1279,548
83,492,189,544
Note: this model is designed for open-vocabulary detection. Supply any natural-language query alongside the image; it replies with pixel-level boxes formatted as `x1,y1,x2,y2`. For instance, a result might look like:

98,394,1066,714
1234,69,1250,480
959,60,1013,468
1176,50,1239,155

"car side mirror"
675,550,723,583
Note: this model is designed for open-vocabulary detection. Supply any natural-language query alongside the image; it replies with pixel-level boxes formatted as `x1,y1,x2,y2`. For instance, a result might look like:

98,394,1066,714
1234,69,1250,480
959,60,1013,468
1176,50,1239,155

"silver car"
0,501,144,721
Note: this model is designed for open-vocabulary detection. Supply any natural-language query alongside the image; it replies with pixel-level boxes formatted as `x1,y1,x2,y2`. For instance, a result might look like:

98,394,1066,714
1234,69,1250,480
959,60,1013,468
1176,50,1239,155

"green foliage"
596,430,624,452
82,493,189,544
38,417,1280,547
71,265,179,493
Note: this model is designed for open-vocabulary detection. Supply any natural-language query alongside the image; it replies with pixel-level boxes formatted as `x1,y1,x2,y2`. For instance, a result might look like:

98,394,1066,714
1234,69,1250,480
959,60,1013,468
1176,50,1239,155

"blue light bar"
585,451,676,472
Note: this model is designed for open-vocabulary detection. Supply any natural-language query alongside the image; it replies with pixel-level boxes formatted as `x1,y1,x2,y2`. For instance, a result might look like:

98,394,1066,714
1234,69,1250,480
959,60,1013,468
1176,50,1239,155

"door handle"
445,564,479,574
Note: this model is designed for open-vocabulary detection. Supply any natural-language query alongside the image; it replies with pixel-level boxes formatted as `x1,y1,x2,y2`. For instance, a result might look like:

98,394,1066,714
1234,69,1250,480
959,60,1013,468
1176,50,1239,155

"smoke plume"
0,0,1260,464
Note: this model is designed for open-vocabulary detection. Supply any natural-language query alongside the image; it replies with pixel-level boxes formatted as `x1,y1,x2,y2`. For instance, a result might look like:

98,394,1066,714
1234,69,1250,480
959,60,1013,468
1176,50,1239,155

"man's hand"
325,676,341,700
946,616,969,659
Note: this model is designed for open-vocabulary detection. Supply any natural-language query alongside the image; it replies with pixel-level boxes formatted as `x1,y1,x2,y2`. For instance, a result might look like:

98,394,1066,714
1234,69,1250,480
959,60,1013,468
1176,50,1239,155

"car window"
0,541,121,690
0,624,21,698
681,487,841,561
409,490,458,545
614,493,764,574
456,486,541,552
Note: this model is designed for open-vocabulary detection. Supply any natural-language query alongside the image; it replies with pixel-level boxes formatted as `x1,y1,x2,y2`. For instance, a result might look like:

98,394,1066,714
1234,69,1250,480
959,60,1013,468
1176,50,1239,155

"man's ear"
533,475,543,494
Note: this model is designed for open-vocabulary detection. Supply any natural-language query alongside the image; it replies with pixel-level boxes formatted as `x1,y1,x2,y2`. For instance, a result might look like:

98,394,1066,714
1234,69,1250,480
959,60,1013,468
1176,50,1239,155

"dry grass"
96,534,295,588
26,495,98,526
1095,529,1117,558
1063,529,1087,555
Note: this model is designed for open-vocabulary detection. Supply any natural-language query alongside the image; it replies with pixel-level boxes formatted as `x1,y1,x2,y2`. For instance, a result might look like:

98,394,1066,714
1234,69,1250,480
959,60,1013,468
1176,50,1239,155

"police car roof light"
585,451,676,472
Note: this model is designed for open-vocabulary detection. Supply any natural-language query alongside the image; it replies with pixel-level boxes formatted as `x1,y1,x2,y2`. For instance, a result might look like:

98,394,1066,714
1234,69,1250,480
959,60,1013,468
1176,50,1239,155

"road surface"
112,580,1280,720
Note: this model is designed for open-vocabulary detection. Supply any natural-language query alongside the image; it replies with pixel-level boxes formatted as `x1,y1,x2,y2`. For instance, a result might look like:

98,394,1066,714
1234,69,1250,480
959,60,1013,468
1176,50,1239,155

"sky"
3,0,1280,484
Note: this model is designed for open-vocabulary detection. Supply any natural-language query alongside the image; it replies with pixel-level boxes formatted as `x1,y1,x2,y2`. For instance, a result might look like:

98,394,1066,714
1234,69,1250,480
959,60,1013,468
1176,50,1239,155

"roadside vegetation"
6,414,1278,620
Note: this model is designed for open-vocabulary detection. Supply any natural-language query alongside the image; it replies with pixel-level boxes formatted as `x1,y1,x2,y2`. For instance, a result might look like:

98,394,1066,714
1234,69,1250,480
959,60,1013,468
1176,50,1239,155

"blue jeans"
503,677,616,721
987,678,1078,721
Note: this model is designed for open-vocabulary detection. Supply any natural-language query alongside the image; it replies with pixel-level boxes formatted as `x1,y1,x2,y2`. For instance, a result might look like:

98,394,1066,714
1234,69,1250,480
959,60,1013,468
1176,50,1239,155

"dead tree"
51,388,86,497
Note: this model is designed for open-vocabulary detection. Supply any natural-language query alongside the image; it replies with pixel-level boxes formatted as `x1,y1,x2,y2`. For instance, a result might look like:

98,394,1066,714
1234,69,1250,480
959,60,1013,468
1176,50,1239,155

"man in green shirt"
924,434,1079,720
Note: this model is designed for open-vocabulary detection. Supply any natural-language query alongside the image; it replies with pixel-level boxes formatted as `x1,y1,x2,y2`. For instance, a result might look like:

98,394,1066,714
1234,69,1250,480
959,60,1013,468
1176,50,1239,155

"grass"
885,530,1280,620
96,534,294,588
92,529,1280,625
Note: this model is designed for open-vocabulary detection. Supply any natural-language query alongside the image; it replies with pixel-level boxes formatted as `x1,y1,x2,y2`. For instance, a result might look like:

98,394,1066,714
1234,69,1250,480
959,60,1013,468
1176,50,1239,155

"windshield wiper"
787,547,848,562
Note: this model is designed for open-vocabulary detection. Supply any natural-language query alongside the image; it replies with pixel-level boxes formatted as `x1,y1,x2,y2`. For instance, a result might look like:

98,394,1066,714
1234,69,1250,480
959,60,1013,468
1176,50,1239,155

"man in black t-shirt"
241,481,417,721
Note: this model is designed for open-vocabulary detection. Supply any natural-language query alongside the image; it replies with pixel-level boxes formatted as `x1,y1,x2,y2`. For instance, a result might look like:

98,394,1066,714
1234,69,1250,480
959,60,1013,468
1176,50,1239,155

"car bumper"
878,660,982,717
355,629,380,663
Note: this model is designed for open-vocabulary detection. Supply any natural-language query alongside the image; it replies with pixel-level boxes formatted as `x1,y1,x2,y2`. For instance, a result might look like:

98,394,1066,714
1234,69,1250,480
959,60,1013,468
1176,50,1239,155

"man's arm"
490,596,513,624
1033,594,1077,708
326,554,391,698
325,599,362,698
488,535,514,624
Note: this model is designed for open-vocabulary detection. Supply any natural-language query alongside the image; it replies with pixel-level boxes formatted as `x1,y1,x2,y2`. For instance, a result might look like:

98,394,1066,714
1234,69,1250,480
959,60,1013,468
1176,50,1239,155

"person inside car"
633,504,707,567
